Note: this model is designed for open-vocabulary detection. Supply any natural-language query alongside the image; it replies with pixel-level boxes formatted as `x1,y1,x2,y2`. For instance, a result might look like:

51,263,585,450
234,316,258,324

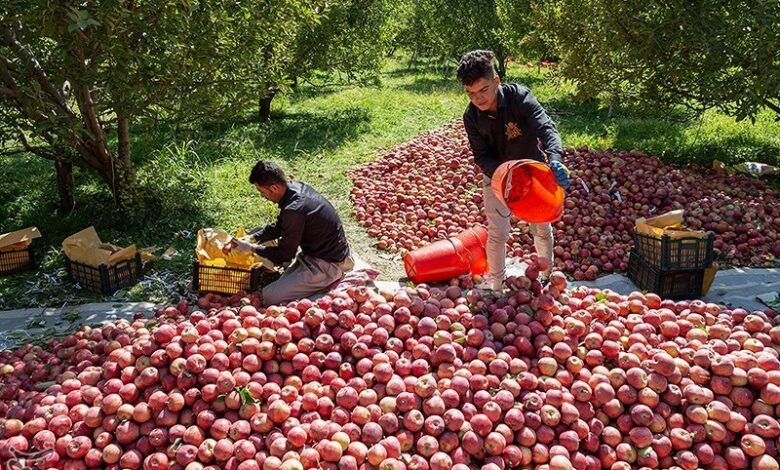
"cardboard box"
62,226,137,267
0,226,41,252
0,227,41,274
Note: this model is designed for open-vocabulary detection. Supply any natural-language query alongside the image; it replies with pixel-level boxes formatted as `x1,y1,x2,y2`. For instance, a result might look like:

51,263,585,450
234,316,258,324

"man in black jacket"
458,50,570,291
226,160,354,306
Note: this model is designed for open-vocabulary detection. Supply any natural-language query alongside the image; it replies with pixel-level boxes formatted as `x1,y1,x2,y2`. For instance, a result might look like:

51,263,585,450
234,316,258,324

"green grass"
1,58,779,310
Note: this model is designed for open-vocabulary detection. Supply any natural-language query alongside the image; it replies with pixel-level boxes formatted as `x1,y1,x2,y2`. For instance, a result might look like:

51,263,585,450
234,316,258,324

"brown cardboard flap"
645,210,683,228
636,211,708,239
702,262,719,295
0,227,41,251
62,226,137,267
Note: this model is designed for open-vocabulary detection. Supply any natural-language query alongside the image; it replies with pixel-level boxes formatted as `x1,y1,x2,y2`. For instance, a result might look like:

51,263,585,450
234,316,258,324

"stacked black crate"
627,231,715,299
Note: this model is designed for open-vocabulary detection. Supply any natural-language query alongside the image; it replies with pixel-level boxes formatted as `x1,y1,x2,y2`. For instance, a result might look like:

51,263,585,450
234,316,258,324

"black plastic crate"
65,253,144,295
192,262,280,295
632,230,714,270
627,251,705,300
0,243,35,275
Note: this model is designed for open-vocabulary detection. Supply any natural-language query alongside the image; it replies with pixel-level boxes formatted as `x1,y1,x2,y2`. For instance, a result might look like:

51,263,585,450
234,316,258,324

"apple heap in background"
350,121,780,280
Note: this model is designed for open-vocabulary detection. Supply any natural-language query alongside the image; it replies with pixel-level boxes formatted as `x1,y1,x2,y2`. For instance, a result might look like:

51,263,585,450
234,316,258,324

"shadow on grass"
383,58,456,78
0,152,212,250
659,134,780,167
397,76,461,94
542,96,780,167
236,107,372,162
134,106,372,169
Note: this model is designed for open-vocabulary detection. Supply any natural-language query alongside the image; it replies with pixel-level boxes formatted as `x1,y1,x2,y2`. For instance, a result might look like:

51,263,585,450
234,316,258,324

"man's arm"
248,222,282,244
516,88,563,163
463,111,501,178
254,210,305,265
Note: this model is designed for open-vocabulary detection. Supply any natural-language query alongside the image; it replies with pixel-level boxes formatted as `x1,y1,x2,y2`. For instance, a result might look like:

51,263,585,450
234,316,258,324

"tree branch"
1,26,74,116
761,97,780,116
17,132,55,161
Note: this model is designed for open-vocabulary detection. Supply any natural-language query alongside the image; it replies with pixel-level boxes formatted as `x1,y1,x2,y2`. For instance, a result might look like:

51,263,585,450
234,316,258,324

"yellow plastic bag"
196,227,272,269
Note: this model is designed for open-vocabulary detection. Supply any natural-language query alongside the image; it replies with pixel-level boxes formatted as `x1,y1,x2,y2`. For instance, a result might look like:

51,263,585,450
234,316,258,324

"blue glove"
550,161,570,189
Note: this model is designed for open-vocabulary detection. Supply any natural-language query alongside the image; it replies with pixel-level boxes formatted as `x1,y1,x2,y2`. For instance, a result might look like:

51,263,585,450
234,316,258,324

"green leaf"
235,386,260,405
27,317,46,329
61,311,80,322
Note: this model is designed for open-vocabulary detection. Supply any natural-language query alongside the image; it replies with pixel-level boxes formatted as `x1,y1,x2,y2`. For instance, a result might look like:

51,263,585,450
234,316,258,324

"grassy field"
1,58,779,310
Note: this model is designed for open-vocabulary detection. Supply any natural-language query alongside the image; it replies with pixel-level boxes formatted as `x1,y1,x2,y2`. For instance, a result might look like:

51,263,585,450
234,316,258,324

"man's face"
464,76,500,112
254,182,284,203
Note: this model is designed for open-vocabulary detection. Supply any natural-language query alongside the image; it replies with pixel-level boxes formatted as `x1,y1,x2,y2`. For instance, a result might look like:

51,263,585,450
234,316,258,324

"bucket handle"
503,164,514,202
448,237,474,274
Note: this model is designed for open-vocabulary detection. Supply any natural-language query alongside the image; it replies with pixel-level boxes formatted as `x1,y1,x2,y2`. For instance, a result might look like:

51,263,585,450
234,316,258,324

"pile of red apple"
1,258,779,470
350,121,780,279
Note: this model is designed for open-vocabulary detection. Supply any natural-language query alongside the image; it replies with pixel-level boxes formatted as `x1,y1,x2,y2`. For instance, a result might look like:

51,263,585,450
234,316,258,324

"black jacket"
249,181,350,265
463,83,563,178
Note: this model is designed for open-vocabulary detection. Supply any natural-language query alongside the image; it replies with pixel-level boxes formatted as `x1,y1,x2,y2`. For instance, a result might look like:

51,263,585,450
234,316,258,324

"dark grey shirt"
463,83,563,178
250,181,350,265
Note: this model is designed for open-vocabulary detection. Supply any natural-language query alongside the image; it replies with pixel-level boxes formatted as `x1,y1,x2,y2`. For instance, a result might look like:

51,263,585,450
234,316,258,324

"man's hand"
223,237,256,255
550,161,570,189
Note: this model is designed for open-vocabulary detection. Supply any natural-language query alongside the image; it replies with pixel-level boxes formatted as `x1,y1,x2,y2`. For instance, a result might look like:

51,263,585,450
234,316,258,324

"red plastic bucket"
403,226,488,284
491,160,564,223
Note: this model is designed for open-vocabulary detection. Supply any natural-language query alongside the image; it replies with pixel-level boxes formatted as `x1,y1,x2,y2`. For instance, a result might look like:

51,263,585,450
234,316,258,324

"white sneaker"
475,274,505,293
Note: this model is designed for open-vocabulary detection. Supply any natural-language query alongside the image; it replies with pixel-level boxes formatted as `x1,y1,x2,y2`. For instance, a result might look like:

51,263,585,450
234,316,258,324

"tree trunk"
54,158,75,215
114,114,135,208
407,50,418,70
3,25,133,209
118,115,131,170
497,57,507,80
259,91,276,121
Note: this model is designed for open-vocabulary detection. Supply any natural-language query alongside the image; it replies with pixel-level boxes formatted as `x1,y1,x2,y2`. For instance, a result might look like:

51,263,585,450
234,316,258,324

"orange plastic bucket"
403,226,488,284
491,159,564,223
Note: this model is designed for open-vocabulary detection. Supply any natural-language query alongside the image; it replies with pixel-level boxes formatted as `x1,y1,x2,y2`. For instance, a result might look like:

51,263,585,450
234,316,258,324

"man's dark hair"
456,50,497,86
249,160,287,186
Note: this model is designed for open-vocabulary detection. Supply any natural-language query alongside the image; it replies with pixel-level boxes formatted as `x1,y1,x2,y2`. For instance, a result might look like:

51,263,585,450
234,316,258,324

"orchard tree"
391,0,534,78
389,0,447,66
0,1,297,212
257,0,393,120
532,0,780,120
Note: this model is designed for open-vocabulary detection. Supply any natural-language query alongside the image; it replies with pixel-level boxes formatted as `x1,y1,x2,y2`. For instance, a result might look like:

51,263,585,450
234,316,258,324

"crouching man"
226,160,354,306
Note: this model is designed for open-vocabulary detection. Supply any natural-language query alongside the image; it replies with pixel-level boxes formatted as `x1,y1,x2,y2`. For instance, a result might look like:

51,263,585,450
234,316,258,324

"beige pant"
482,176,553,279
262,253,355,306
